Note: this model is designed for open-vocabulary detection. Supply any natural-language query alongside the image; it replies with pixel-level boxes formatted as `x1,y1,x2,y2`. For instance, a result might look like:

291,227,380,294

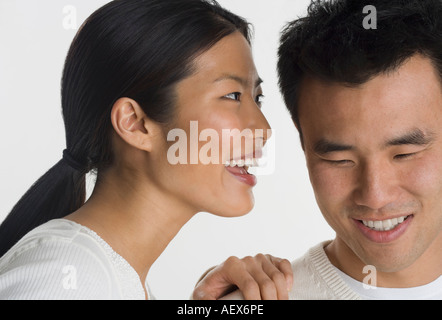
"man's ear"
111,97,154,152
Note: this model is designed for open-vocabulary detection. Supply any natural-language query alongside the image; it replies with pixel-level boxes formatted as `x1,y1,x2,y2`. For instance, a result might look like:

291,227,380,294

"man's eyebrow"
313,139,355,155
214,74,263,88
312,130,435,155
385,129,436,147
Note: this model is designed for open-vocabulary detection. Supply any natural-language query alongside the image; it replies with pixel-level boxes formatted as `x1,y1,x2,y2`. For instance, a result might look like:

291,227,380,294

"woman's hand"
192,254,293,300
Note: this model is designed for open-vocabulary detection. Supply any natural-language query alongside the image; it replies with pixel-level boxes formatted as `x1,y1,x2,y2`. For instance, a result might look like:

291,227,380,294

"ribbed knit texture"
285,241,360,299
0,219,152,300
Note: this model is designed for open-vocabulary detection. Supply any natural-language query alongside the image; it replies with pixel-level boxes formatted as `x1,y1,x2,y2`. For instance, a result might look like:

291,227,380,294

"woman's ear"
111,97,154,152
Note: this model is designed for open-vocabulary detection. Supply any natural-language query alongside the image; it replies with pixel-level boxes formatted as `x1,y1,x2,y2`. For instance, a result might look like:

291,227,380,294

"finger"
192,270,219,300
222,256,262,300
193,263,236,300
235,273,263,300
241,254,279,300
199,256,262,300
267,255,294,291
237,254,291,300
193,282,216,300
257,255,290,300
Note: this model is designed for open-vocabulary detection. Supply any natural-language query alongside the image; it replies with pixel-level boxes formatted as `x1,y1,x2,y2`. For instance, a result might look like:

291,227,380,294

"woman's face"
152,32,271,217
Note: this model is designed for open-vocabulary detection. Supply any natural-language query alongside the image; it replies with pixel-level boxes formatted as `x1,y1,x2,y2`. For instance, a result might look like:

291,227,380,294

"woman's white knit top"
0,219,153,300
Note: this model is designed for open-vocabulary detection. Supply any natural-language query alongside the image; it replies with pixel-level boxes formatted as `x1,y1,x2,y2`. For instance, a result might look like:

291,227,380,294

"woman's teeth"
361,215,410,231
224,159,259,168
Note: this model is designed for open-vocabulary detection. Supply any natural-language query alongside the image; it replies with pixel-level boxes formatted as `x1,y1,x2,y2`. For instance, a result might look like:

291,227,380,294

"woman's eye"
256,94,265,107
224,92,241,101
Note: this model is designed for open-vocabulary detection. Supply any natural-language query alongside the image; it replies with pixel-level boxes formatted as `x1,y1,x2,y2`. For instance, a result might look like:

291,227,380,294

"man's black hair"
278,0,442,139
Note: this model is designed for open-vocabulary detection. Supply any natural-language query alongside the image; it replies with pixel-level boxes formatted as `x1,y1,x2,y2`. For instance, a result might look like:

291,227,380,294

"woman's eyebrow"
385,129,436,147
214,74,263,87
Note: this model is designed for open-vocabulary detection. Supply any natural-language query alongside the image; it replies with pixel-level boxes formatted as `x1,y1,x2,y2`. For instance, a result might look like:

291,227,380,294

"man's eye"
224,92,241,101
394,152,417,160
325,159,354,166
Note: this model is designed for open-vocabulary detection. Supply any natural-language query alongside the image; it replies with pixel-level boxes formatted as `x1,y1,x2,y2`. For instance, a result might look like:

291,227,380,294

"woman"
0,0,291,299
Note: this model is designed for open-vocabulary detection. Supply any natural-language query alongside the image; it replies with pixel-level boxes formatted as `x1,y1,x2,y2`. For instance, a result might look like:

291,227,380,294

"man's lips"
353,214,414,243
357,215,411,231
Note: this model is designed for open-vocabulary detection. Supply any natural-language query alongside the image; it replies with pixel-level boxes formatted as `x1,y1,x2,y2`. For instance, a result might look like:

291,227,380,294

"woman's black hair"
278,0,442,144
0,0,251,257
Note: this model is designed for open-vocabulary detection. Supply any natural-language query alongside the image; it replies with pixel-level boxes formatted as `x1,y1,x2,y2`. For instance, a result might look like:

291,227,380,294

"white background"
0,0,335,299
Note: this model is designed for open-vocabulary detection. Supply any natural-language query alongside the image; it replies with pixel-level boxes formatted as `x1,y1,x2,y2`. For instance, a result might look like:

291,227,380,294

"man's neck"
325,234,442,288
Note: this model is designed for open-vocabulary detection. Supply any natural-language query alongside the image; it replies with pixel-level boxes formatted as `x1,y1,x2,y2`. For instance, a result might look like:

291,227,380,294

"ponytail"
0,153,86,257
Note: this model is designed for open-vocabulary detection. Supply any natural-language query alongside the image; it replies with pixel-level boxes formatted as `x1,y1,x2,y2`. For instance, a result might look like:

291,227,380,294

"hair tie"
62,149,86,171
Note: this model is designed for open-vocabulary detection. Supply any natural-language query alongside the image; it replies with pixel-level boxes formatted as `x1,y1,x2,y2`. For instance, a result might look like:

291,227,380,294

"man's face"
298,55,442,273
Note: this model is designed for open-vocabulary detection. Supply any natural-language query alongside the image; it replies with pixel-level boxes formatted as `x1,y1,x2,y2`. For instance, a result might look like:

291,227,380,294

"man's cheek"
402,156,442,197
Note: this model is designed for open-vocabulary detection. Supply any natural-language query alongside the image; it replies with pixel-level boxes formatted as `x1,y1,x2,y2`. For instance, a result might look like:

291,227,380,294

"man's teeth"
362,215,409,231
224,159,259,167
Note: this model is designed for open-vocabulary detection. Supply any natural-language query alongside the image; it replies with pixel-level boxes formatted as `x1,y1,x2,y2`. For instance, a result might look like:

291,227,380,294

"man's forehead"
298,55,442,118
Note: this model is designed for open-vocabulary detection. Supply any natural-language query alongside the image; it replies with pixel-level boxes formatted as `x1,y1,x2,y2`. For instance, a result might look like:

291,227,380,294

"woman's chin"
213,194,255,218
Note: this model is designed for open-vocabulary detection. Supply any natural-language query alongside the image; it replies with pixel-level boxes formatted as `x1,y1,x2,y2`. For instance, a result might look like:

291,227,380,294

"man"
197,0,442,299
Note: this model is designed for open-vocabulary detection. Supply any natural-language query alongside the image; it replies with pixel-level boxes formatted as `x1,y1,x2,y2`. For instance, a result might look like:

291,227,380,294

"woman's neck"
65,165,195,286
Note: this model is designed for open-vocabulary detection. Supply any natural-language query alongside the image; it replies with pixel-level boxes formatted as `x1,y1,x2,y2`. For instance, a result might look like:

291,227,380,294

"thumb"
192,267,233,300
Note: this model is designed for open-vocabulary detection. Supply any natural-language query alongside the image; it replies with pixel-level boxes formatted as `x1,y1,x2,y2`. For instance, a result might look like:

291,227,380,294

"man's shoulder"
289,240,360,300
290,240,332,271
289,241,330,299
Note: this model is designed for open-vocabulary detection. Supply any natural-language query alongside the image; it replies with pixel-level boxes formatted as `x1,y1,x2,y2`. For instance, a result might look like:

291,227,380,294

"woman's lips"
225,165,257,187
224,151,261,187
354,214,413,243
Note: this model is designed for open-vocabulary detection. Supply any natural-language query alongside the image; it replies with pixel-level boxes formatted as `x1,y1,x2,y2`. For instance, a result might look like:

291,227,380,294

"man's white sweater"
288,241,360,299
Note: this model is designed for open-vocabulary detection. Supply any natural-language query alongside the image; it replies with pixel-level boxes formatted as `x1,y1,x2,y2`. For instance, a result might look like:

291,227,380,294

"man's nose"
353,159,401,210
